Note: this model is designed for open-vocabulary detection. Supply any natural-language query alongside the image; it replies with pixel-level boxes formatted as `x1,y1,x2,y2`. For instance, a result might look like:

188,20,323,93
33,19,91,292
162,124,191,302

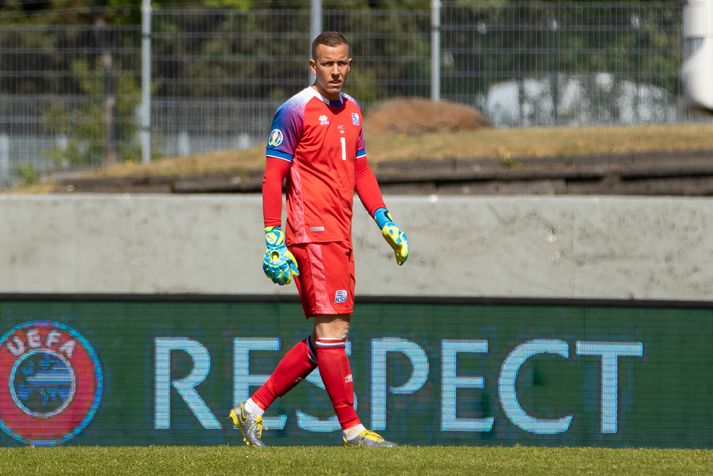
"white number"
340,137,346,161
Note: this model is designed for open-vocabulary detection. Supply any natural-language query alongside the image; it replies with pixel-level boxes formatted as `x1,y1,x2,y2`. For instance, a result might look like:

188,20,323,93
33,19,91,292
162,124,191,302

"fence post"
431,0,441,102
0,134,8,178
309,0,322,85
141,0,152,164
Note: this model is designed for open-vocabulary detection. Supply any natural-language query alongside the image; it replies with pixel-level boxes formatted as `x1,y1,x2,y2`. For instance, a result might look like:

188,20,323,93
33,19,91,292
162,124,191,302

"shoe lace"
360,429,384,442
250,415,266,438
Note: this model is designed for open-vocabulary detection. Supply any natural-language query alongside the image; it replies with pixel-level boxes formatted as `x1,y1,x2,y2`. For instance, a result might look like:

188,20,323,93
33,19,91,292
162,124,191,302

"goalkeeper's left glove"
373,208,409,265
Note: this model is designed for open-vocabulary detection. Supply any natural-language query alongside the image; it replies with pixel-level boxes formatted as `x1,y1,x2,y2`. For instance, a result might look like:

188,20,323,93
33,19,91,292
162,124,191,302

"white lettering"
154,337,220,430
145,334,644,437
371,338,429,430
5,330,65,357
499,339,573,435
46,330,61,348
6,336,24,356
576,341,643,434
441,340,493,432
59,339,76,358
27,329,41,348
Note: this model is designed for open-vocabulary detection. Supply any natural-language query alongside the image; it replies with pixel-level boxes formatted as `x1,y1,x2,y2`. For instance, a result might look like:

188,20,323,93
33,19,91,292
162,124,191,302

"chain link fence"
0,1,697,189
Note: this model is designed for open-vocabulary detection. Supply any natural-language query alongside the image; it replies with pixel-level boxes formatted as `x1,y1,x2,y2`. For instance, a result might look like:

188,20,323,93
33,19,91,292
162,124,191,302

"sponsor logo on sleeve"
352,113,360,126
268,129,284,147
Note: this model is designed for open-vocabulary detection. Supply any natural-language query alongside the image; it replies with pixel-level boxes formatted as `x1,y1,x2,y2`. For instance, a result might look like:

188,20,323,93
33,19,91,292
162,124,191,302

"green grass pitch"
0,446,711,475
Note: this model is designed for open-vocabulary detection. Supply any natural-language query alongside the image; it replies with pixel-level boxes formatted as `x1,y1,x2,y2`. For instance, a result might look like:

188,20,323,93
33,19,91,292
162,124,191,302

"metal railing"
0,1,699,189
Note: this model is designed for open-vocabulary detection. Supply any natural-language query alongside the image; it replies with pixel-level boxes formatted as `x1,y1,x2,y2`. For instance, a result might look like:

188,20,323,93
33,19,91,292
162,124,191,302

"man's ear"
309,58,317,74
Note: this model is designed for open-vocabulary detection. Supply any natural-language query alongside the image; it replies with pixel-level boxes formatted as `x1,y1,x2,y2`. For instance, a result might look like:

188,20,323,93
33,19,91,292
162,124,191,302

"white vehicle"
682,0,713,112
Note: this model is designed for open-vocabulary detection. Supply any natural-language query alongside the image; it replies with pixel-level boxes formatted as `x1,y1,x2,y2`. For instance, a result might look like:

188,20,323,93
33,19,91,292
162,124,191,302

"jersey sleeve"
266,101,303,162
356,125,367,160
354,156,386,216
351,99,367,160
352,100,383,215
262,156,292,228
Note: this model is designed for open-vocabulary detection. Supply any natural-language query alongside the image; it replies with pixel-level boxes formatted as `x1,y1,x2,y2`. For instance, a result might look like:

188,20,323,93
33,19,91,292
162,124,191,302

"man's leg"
313,315,360,430
230,336,317,447
251,335,317,410
314,314,396,447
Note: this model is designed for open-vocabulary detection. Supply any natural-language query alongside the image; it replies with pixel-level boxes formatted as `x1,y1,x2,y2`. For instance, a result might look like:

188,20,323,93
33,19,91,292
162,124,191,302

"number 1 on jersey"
340,137,346,161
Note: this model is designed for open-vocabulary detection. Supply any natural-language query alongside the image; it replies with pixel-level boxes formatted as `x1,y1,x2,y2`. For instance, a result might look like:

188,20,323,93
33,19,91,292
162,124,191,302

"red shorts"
290,241,355,317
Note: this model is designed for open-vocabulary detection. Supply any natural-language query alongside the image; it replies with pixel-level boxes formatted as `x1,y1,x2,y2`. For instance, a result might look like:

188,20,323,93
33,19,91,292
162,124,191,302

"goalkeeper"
229,31,408,448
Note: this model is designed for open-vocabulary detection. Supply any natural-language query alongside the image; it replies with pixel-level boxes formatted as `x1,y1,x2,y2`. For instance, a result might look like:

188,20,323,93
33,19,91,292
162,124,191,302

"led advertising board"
0,297,710,447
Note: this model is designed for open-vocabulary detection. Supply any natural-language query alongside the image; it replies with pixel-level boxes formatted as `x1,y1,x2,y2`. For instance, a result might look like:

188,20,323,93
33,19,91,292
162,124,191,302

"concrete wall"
1,194,711,300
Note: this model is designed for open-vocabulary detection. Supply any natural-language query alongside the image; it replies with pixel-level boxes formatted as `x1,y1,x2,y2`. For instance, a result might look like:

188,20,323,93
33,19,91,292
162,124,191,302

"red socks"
315,338,361,430
251,336,317,410
250,336,361,432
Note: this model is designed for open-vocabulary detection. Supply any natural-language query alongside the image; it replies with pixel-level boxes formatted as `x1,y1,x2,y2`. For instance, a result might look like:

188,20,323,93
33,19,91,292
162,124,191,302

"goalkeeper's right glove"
262,226,299,285
373,208,409,265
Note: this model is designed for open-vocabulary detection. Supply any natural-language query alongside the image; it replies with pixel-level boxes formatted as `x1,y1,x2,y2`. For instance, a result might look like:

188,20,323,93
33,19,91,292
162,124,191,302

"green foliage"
441,1,682,119
344,9,431,101
12,162,39,186
345,67,377,105
0,1,684,104
0,0,688,135
43,59,141,167
0,1,139,25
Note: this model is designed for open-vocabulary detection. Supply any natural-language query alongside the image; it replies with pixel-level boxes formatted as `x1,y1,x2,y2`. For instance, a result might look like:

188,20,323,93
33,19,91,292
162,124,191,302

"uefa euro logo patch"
352,113,360,126
0,321,103,446
335,290,348,304
268,129,284,147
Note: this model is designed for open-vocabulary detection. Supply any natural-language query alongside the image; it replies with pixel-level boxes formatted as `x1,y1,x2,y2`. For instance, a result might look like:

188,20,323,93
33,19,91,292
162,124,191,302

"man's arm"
262,156,291,227
261,157,299,285
355,158,409,265
354,157,385,216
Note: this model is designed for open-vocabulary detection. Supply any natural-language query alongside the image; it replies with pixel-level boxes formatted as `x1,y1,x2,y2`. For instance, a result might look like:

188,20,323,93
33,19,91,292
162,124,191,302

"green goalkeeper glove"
373,208,409,265
262,226,299,285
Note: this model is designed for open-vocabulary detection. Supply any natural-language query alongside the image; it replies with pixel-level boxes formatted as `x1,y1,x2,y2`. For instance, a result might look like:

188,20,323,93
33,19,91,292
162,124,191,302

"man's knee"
313,314,352,340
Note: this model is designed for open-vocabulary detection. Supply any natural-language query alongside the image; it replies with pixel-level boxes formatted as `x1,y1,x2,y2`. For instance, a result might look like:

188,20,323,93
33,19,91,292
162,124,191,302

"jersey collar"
310,86,344,107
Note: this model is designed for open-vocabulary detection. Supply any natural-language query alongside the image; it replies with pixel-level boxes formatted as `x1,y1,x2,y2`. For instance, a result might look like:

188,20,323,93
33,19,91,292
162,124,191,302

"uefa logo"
0,321,102,446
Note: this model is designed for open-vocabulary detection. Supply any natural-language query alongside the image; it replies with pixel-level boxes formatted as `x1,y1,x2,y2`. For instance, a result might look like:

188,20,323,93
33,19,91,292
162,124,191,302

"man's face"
310,43,351,101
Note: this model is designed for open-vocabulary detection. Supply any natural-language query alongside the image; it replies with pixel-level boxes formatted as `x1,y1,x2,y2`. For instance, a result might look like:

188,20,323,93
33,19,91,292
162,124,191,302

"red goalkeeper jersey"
265,86,372,245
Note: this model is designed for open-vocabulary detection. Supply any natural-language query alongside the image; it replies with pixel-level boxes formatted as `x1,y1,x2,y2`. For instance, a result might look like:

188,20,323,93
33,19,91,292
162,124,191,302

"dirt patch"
364,97,491,136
